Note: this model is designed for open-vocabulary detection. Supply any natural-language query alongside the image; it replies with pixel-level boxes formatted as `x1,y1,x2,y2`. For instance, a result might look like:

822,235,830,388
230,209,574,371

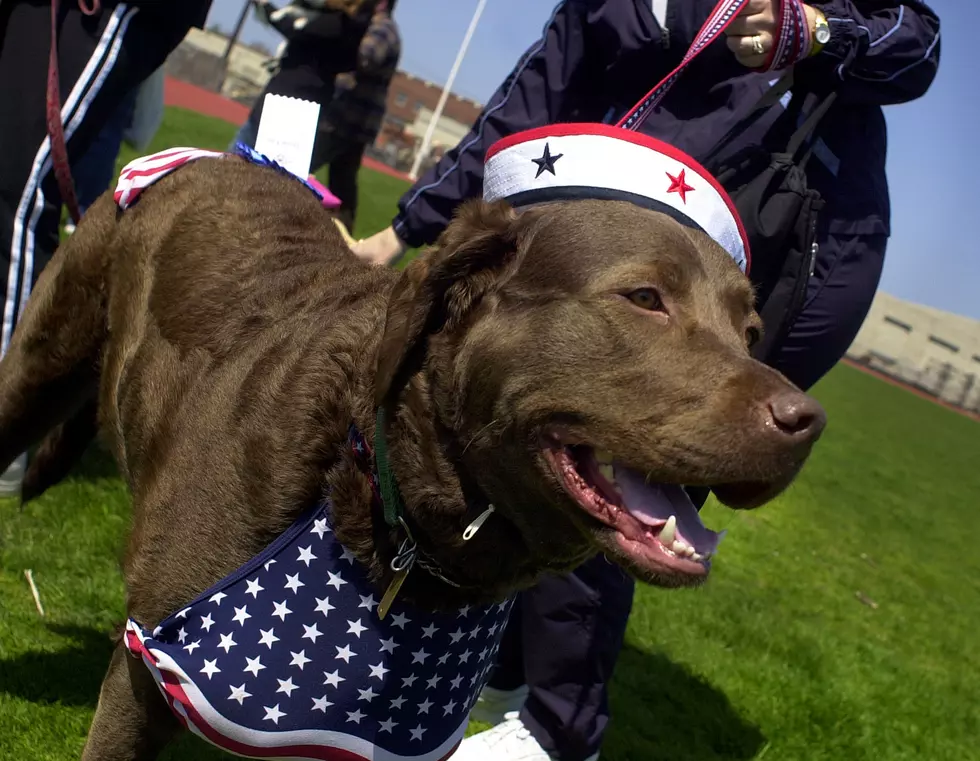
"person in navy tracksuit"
0,0,211,494
352,1,941,759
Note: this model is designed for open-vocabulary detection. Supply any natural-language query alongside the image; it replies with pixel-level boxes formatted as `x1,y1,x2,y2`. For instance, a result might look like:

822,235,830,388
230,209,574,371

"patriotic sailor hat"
483,124,751,273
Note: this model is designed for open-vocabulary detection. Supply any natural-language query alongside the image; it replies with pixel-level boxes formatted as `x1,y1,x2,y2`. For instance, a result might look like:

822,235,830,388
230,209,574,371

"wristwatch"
809,9,831,56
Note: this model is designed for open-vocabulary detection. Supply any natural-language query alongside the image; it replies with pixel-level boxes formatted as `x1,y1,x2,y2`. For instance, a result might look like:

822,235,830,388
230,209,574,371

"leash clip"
463,504,496,541
378,520,417,620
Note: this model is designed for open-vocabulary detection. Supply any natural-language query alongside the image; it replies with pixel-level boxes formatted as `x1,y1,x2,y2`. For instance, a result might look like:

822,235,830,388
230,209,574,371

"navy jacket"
393,0,940,249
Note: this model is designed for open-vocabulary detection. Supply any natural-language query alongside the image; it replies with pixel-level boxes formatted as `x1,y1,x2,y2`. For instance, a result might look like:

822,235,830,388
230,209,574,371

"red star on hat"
666,169,695,204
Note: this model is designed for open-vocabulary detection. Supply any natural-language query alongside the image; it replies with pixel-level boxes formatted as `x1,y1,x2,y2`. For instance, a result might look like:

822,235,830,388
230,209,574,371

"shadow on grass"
0,629,764,760
604,644,766,760
0,624,116,707
66,443,120,483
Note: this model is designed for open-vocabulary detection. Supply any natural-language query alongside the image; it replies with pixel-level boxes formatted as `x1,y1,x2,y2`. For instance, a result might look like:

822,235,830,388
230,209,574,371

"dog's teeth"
595,450,614,464
691,552,703,562
660,515,676,545
671,539,693,556
598,463,615,483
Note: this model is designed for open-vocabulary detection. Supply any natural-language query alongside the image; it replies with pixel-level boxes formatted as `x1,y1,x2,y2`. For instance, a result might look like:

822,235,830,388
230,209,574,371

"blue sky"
208,0,976,320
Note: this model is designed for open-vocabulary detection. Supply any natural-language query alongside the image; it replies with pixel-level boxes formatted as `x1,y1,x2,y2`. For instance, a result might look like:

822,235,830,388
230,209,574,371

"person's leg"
462,555,634,761
325,139,365,234
71,85,139,218
519,557,634,761
229,96,263,151
0,3,201,489
768,232,887,391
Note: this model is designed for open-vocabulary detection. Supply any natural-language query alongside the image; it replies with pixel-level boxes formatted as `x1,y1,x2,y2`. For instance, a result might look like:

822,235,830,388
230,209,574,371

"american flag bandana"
125,501,514,760
113,143,335,211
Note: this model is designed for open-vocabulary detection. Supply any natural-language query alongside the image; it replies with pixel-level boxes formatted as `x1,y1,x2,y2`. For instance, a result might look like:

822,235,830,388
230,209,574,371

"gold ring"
751,34,765,55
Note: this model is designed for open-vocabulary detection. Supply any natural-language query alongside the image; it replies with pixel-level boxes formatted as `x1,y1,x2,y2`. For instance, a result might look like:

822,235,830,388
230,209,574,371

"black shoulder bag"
700,71,838,362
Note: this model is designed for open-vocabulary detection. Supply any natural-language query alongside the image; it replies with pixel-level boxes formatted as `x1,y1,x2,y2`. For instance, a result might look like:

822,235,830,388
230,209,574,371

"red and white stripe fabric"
113,147,224,209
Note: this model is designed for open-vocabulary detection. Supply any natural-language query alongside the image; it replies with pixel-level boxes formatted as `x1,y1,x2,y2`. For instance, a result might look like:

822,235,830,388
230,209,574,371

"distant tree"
206,23,227,36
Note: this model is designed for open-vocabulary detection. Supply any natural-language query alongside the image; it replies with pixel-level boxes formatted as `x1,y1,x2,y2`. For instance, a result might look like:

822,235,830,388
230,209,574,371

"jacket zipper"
652,0,670,48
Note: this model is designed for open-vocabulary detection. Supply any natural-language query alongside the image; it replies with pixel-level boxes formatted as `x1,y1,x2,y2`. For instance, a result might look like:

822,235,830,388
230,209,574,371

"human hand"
349,225,408,267
725,1,818,68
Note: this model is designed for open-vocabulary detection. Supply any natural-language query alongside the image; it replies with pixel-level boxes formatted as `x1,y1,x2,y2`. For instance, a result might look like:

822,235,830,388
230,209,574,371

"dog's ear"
374,199,530,411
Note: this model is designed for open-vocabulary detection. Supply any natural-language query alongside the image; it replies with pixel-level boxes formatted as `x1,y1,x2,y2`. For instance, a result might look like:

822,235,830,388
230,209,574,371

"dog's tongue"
613,463,724,556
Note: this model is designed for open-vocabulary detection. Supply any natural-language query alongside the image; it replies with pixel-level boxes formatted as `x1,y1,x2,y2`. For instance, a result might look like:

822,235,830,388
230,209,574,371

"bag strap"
700,69,796,165
617,0,813,132
786,90,838,163
47,0,102,226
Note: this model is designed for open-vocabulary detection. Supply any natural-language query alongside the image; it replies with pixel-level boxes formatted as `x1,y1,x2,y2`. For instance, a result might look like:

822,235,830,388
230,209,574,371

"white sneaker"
469,684,530,725
455,711,598,761
0,452,27,498
64,221,76,236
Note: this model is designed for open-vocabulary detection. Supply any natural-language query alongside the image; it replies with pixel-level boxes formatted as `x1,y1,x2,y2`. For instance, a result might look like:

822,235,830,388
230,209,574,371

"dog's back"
0,159,391,526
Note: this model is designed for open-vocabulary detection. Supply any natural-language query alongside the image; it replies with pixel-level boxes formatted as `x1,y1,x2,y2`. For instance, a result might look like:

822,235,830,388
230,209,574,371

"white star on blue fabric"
263,704,286,725
258,628,280,649
311,519,330,539
217,633,237,653
244,655,265,677
201,659,221,680
277,677,299,697
315,596,335,617
335,644,356,663
302,623,323,643
232,605,251,626
228,683,251,704
347,619,368,638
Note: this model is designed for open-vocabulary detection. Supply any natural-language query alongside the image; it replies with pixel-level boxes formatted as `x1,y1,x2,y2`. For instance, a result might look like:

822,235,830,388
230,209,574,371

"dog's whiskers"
462,419,500,455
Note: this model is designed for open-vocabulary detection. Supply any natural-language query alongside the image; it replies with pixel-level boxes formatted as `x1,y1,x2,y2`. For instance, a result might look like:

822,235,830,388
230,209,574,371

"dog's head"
375,199,826,588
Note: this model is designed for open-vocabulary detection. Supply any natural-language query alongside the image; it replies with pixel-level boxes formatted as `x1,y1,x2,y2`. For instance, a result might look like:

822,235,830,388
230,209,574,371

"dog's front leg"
81,643,180,761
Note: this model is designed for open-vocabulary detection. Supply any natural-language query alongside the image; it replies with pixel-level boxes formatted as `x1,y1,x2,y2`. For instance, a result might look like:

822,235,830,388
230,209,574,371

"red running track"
163,77,411,182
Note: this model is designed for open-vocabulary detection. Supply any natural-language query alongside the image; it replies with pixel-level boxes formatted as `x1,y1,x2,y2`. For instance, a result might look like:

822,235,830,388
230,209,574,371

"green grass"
4,108,980,760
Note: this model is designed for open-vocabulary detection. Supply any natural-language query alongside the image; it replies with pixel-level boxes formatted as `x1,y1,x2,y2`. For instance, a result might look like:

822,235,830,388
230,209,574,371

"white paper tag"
254,94,321,180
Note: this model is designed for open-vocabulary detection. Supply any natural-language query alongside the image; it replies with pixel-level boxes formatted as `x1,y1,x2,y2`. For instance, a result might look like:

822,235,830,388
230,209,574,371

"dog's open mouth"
543,441,724,582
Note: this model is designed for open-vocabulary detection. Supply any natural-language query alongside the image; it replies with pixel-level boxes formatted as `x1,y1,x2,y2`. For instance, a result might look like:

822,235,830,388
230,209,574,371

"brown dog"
0,157,824,759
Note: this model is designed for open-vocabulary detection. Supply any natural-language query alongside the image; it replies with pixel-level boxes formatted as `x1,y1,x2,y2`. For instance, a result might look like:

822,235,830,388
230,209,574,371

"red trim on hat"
485,123,752,273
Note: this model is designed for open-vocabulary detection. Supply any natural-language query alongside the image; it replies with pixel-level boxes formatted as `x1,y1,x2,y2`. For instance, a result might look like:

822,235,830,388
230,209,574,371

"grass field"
2,108,979,761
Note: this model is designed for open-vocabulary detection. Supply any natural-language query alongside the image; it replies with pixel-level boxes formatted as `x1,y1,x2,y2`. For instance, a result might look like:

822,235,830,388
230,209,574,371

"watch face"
816,25,831,44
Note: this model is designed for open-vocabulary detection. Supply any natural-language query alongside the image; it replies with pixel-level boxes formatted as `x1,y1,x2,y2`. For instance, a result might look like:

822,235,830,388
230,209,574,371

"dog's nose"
766,392,826,440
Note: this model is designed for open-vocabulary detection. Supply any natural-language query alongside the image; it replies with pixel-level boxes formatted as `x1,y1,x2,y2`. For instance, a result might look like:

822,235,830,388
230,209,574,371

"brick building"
171,31,484,171
371,72,484,171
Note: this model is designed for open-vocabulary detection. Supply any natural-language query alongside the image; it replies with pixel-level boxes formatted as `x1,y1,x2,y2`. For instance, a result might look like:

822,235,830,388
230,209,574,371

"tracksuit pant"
0,1,201,357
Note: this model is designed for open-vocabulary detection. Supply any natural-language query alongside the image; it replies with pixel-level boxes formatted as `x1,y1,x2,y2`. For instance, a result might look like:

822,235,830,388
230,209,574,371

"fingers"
726,14,760,37
332,217,358,248
726,30,772,68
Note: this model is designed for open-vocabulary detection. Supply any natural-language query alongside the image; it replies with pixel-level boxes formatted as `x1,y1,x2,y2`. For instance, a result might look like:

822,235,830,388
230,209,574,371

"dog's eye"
626,288,666,313
746,326,762,348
